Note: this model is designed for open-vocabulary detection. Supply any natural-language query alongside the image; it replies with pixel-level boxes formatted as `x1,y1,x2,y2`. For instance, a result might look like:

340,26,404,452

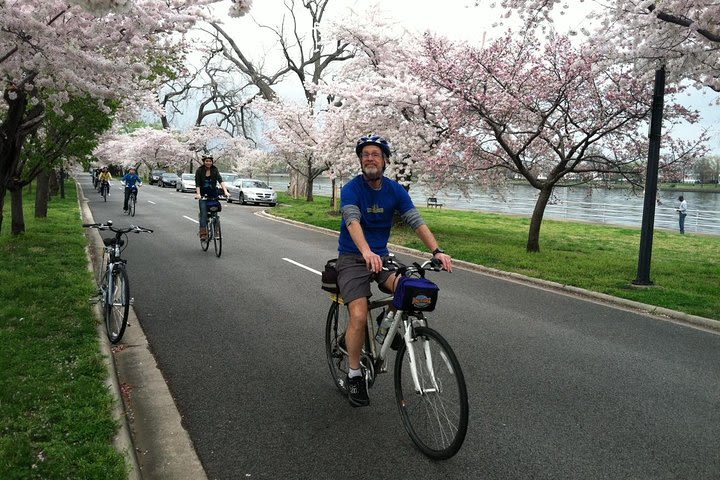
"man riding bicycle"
98,167,112,195
121,166,142,212
336,134,452,407
194,155,230,241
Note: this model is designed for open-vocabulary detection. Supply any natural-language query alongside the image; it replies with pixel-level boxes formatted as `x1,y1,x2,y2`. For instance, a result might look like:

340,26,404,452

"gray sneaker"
347,375,369,407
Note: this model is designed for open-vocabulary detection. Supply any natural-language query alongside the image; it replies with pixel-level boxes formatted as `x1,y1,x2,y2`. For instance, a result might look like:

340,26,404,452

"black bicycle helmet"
355,134,391,158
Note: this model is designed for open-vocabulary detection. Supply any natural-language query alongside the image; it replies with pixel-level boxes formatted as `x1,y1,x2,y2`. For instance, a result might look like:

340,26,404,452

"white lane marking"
283,257,321,276
183,215,198,224
148,200,157,204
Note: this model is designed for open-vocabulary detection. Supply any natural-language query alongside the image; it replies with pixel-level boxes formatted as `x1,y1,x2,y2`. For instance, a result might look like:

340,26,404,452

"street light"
633,65,666,286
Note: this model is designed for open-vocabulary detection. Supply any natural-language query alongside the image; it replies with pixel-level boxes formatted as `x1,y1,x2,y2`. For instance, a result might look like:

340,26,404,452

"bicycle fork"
401,317,441,395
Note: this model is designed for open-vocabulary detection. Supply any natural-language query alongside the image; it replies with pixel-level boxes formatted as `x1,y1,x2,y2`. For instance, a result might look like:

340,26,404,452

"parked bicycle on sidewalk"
84,221,153,343
324,254,469,459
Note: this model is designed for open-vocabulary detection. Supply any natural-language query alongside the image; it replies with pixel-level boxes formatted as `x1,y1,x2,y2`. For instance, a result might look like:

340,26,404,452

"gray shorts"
336,254,394,304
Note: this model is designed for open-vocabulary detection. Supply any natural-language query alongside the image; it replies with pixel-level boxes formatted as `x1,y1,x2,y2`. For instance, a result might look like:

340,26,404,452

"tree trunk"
0,83,45,235
527,186,554,252
59,167,65,199
330,178,339,211
288,170,308,200
305,160,314,202
48,169,59,197
10,186,24,235
306,176,314,202
35,170,49,218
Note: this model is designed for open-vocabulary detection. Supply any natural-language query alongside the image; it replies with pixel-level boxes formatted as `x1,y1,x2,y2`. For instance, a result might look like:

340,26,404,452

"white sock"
348,367,362,378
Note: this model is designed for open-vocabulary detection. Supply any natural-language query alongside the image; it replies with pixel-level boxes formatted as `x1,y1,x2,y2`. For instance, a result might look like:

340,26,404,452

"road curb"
77,179,207,480
257,209,720,333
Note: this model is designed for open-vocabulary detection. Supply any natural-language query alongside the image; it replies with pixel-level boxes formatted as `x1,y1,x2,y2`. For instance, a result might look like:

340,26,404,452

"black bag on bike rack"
207,199,222,212
321,258,339,293
393,276,439,312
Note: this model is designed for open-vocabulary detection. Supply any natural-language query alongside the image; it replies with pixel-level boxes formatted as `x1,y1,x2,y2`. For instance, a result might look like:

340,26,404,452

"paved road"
81,175,720,480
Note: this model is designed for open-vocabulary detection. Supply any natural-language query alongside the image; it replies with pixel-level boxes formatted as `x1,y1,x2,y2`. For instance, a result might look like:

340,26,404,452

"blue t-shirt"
122,173,141,188
338,175,416,256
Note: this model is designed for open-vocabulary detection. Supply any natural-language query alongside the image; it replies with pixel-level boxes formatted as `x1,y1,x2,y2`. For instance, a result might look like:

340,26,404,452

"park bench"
426,197,444,208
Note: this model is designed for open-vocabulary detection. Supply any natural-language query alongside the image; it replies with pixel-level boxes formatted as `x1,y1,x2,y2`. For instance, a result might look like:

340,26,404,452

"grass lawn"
0,182,127,479
272,193,720,321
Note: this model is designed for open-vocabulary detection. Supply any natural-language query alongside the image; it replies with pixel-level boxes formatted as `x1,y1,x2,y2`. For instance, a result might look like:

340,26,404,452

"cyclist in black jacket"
194,155,230,240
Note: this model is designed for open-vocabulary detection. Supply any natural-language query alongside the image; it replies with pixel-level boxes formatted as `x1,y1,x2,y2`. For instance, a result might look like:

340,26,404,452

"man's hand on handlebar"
433,252,452,273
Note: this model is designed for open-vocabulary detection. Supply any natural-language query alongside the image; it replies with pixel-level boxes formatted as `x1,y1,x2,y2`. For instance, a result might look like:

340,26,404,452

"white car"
227,178,277,206
176,173,196,193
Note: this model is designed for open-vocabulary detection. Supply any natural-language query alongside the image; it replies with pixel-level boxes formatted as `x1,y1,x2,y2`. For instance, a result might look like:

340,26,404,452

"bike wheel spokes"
106,267,130,344
394,326,468,459
325,301,350,394
213,217,222,257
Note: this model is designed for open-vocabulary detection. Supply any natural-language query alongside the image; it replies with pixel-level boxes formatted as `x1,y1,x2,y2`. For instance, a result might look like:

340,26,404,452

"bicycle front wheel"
129,193,136,217
105,266,130,344
325,301,349,395
102,184,108,202
213,216,222,257
200,219,210,251
394,326,468,460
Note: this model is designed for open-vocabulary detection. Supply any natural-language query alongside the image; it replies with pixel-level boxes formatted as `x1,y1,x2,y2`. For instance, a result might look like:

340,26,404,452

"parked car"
227,178,277,206
216,173,237,199
176,173,196,193
158,172,180,188
149,170,165,185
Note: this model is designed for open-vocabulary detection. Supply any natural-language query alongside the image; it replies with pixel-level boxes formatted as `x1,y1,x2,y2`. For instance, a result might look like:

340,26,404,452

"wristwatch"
432,247,445,255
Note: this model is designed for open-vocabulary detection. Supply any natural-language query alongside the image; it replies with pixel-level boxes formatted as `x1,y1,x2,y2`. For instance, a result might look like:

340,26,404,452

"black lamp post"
633,65,666,286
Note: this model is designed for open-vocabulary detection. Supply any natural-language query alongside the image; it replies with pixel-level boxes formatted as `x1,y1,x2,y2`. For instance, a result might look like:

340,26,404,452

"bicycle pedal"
129,297,134,305
88,296,101,304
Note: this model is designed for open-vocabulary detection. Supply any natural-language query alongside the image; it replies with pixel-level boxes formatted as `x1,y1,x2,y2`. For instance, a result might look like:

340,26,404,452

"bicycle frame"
363,298,433,394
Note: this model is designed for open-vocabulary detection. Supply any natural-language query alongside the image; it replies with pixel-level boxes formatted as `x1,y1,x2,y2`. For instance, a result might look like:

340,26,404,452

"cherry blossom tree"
0,0,245,233
93,123,249,177
245,8,450,205
414,32,704,252
203,0,358,198
495,1,720,90
6,95,115,231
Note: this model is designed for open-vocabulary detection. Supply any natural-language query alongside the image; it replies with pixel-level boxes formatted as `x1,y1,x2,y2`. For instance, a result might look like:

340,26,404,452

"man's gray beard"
362,166,382,181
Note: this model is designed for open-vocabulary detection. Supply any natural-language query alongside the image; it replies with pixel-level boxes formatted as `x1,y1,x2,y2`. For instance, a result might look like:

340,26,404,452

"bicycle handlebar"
382,255,444,276
83,221,154,234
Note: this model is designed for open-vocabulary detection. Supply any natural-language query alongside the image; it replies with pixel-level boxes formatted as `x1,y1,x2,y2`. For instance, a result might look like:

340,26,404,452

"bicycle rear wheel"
105,266,130,344
213,216,222,257
394,326,468,460
325,301,349,394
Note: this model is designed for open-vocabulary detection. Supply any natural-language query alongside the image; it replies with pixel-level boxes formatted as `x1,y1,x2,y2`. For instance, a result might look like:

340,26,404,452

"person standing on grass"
676,195,688,234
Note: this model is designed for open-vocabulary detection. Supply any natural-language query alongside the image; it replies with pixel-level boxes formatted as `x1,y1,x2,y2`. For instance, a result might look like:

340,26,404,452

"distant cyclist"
98,167,112,195
121,166,142,213
336,134,452,407
194,155,230,240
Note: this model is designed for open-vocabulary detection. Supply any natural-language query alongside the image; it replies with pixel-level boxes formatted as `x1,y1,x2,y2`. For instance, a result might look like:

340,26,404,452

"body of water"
266,174,720,236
